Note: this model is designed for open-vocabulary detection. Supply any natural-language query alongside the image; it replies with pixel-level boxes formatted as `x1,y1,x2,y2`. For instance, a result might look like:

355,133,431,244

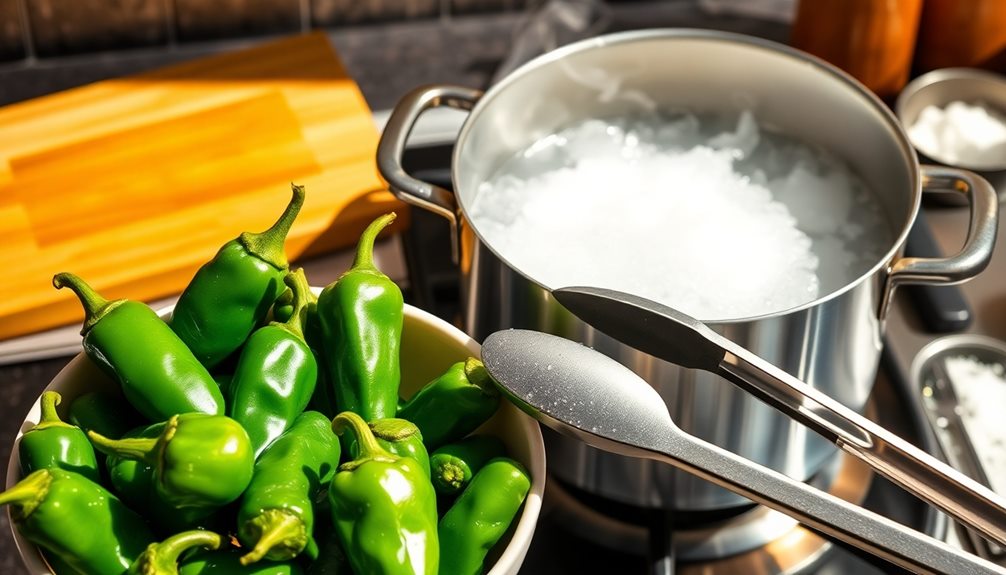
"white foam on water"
469,111,890,321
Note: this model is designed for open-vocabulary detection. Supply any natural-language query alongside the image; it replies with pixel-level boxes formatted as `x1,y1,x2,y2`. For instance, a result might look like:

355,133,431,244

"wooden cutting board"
0,32,407,340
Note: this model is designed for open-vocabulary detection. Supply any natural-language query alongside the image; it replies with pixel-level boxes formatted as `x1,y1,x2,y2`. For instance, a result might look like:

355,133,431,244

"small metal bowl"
911,335,1006,556
895,68,1006,203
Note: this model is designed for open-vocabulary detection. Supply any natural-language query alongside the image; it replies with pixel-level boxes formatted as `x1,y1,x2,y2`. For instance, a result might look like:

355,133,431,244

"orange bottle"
915,0,1006,73
791,0,924,100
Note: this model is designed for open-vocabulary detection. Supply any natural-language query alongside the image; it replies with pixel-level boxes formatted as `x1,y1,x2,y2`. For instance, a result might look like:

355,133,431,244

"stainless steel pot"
377,29,999,510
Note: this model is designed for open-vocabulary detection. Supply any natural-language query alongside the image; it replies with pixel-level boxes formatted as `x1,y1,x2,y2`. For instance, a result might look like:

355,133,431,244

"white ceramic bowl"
6,302,545,574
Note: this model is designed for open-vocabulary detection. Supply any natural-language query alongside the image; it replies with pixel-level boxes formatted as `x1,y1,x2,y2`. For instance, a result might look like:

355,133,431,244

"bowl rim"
6,302,546,575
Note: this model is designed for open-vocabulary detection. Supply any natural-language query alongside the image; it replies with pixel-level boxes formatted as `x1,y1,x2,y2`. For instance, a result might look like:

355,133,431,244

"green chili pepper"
179,549,305,575
237,411,341,565
346,418,430,478
0,468,155,575
429,435,506,497
329,411,439,575
127,530,221,575
69,390,144,440
18,391,100,483
89,413,254,509
229,268,318,458
171,184,305,369
438,457,531,575
103,423,217,534
397,358,500,450
317,213,403,422
102,423,164,505
53,273,224,422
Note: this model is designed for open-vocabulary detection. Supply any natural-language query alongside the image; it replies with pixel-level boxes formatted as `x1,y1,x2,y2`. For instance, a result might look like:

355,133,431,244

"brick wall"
0,0,532,62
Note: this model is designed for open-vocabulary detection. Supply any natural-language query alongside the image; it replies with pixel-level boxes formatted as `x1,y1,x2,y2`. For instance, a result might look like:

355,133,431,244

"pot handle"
881,165,999,318
377,84,483,263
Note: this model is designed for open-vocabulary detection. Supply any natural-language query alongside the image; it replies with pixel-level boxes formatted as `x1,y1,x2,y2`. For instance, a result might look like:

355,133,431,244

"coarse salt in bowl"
896,67,1006,202
6,301,545,575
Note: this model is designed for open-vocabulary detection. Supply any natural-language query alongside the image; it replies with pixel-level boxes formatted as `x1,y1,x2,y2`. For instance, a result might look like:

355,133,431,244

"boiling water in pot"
469,111,892,321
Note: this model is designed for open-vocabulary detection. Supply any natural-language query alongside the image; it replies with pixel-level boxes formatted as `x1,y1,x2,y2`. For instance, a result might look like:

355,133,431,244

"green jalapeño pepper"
329,411,438,575
429,435,506,497
438,457,531,575
171,184,305,369
317,213,403,422
229,268,318,457
397,358,500,450
346,418,430,478
69,390,145,440
0,468,155,575
271,280,335,417
237,411,341,565
18,391,100,483
103,423,218,534
128,530,221,575
53,273,224,422
89,413,254,509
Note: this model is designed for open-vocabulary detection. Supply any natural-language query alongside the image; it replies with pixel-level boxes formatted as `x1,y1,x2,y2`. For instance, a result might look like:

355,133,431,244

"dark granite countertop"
0,3,792,572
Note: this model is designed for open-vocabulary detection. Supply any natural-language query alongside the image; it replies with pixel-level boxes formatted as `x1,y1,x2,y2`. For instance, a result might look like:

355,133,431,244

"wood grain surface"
0,31,405,340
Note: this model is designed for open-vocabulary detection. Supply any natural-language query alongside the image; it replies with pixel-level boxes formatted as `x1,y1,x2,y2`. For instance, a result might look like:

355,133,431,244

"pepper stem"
32,391,73,432
131,530,221,575
239,183,305,270
276,268,311,338
464,357,498,396
370,418,421,442
435,460,466,491
350,212,396,272
239,509,307,565
52,273,126,336
332,412,395,471
88,429,161,466
0,469,52,520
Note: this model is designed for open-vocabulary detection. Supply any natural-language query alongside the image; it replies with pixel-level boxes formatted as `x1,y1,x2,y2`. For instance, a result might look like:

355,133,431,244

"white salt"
469,111,889,321
944,355,1006,495
907,101,1006,168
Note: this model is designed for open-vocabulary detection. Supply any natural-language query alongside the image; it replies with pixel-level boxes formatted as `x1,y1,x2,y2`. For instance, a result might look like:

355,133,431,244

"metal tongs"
480,286,1006,574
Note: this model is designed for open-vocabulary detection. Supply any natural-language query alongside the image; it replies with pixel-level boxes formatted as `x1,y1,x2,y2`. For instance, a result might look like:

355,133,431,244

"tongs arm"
658,429,1006,575
718,342,1006,548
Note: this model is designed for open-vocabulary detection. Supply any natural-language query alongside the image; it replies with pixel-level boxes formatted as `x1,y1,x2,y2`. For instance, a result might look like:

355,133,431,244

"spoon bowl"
482,329,673,459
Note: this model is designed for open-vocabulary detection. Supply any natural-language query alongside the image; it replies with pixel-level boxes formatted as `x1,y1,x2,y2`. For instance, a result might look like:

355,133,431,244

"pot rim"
451,27,922,325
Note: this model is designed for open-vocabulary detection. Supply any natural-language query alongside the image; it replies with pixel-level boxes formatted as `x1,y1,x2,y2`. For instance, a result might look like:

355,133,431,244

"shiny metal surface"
375,84,481,263
377,29,999,509
895,68,1006,203
480,328,1006,575
913,335,1006,561
545,442,869,561
554,285,1006,547
545,445,870,572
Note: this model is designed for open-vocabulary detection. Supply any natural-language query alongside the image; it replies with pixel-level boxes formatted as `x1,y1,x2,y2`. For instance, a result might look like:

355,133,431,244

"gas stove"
396,143,996,574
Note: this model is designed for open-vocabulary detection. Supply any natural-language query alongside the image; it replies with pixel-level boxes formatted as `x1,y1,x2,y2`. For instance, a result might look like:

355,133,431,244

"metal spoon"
550,285,1006,549
481,328,1006,575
